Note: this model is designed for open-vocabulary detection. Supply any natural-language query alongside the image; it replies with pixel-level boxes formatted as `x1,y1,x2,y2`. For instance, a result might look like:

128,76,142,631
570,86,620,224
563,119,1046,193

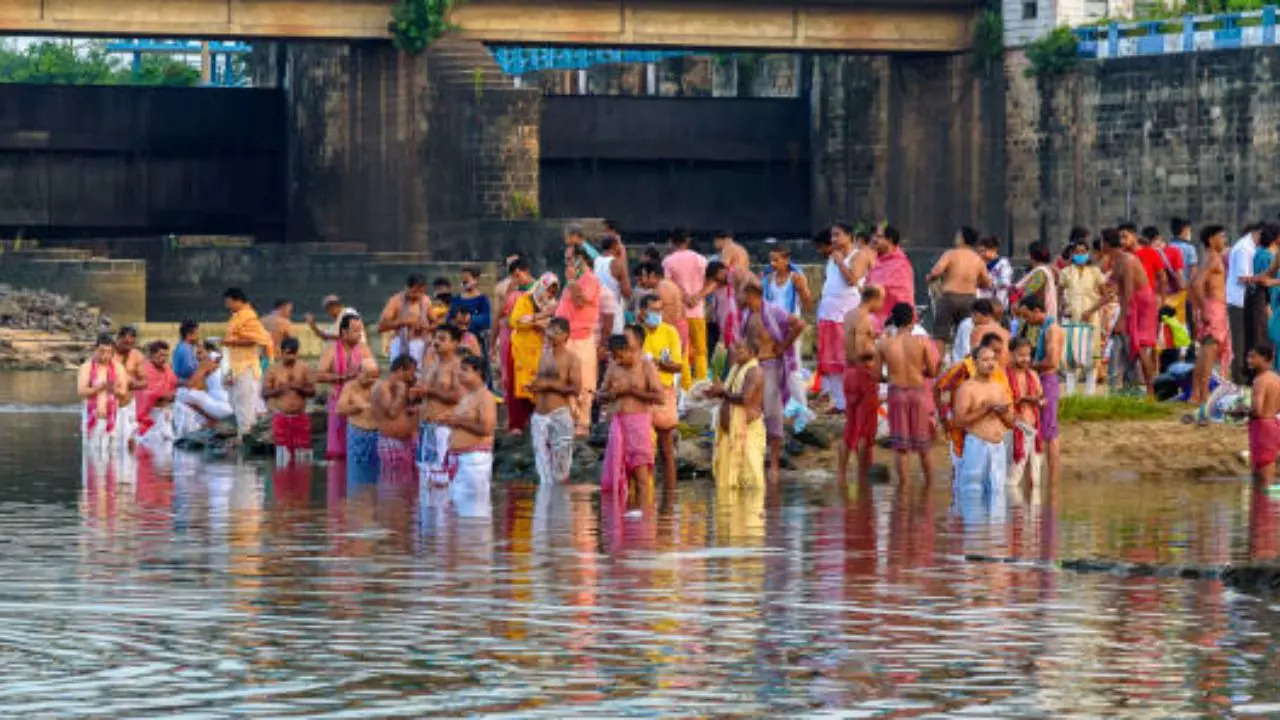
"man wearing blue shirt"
172,319,200,383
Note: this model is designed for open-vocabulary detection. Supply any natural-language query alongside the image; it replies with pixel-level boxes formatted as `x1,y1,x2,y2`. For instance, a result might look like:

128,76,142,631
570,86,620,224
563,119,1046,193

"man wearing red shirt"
1125,223,1168,297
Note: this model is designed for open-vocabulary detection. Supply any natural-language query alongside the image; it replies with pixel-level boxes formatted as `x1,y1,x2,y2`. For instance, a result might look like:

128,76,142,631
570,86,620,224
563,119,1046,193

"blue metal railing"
104,40,251,87
488,47,694,76
1073,6,1280,59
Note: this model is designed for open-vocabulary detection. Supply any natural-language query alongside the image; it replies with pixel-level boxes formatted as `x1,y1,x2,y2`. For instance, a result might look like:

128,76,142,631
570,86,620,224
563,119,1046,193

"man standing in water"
599,334,664,494
378,274,431,374
879,303,938,483
114,326,147,447
78,333,126,449
222,288,274,438
372,355,420,475
927,230,991,350
529,317,581,484
636,300,685,488
839,285,884,484
953,344,1018,489
337,360,381,478
1249,344,1280,486
418,325,464,486
1102,229,1158,397
1020,296,1064,484
316,315,367,459
739,279,806,484
439,354,498,515
816,224,875,413
1192,225,1230,405
262,336,316,464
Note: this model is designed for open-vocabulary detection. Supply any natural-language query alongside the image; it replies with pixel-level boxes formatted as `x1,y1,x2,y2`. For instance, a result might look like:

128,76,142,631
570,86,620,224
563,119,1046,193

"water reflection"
7,372,1280,715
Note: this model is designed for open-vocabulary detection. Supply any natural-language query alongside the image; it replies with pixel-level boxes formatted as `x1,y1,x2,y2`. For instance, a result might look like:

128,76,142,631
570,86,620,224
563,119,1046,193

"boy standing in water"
1249,345,1280,486
262,337,316,464
599,334,664,494
78,333,127,450
529,317,581,484
1006,337,1043,485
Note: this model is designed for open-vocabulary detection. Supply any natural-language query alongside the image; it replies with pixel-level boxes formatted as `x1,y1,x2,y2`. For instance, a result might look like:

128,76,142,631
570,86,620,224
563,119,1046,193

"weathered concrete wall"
1005,46,1280,254
811,53,1006,250
260,41,540,254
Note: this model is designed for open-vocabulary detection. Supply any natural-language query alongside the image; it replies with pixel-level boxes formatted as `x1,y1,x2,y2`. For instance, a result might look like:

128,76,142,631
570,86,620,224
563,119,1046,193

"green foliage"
1058,395,1178,423
1024,26,1080,79
973,9,1005,66
0,40,200,86
389,0,458,54
504,192,539,220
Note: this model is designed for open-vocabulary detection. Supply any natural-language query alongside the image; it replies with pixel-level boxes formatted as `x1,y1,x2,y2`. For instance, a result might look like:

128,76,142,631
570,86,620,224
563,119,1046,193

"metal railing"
1074,7,1280,59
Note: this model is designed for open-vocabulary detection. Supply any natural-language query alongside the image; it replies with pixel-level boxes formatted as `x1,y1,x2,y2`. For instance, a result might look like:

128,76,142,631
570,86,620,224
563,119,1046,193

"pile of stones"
0,285,112,370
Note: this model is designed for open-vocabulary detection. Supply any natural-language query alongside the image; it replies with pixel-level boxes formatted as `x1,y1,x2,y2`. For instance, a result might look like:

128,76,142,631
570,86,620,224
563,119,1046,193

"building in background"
1004,0,1145,46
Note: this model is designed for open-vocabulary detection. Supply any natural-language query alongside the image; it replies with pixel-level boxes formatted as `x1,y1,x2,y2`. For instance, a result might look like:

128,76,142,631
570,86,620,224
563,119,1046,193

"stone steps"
428,38,514,91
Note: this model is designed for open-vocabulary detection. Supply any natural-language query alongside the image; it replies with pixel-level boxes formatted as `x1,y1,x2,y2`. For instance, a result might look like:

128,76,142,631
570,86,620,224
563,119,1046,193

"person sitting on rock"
708,337,765,489
262,336,315,465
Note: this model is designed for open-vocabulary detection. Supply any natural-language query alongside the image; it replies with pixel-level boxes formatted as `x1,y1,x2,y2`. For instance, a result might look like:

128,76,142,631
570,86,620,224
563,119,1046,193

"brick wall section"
1005,46,1280,254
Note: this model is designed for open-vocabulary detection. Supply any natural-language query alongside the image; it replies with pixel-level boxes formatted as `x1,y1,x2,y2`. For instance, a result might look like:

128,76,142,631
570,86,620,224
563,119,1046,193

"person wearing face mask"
1059,239,1107,396
449,267,492,383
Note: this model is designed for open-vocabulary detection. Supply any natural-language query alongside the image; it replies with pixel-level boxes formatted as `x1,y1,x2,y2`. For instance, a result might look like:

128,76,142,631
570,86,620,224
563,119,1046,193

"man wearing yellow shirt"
223,287,274,437
638,293,683,487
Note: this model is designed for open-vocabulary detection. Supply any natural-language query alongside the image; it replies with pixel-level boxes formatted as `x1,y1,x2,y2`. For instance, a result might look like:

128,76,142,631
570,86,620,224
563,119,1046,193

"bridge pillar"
810,53,1006,246
256,40,541,254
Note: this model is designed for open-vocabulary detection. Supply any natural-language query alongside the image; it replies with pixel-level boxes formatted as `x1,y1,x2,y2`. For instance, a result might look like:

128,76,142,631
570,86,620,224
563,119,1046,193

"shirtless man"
1020,295,1064,484
927,230,991,347
1191,225,1230,406
953,344,1019,489
636,263,691,389
337,360,380,470
714,230,751,294
114,326,147,448
417,325,464,485
1248,344,1280,486
740,280,806,483
879,302,938,483
262,336,316,464
78,333,127,450
1102,227,1158,398
438,354,498,515
599,333,665,493
840,285,885,484
816,224,878,413
316,315,368,459
372,355,420,475
261,298,295,359
529,317,581,484
378,274,432,375
968,299,1010,367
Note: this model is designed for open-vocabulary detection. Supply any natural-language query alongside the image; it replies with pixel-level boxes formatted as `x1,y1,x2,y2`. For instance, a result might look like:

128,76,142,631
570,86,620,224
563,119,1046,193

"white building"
1004,0,1140,47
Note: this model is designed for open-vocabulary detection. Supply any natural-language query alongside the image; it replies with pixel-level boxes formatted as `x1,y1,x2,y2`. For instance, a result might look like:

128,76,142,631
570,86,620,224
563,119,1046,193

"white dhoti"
389,337,427,374
953,434,1008,524
449,451,493,518
530,406,575,484
1007,425,1042,486
113,403,138,448
229,369,262,436
416,421,452,486
138,407,175,449
82,407,114,455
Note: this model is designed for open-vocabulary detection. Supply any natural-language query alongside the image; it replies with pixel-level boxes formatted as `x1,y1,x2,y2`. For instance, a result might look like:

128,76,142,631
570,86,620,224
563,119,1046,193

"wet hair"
958,226,979,246
978,332,1003,348
1172,217,1190,236
339,313,361,334
179,319,199,339
882,225,901,246
624,323,646,347
273,298,291,310
547,317,570,334
972,298,995,317
770,246,792,259
1118,222,1138,235
1141,226,1160,244
390,354,417,372
279,336,300,354
607,334,630,352
889,302,913,328
406,273,426,289
146,340,169,355
1101,228,1122,248
223,287,247,302
435,324,463,342
461,354,485,374
95,332,115,347
1028,241,1051,264
860,284,882,303
705,260,726,280
1008,337,1031,354
117,325,137,339
1254,344,1276,363
1019,295,1045,313
978,235,1001,251
1200,224,1225,246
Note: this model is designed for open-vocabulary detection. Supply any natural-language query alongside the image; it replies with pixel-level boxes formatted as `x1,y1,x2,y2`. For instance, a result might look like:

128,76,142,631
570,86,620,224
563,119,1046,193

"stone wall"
811,53,1006,251
1005,46,1280,254
0,252,145,322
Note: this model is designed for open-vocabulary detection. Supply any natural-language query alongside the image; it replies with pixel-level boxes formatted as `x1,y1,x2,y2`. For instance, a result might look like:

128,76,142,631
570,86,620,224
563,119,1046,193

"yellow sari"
508,293,544,402
713,359,766,489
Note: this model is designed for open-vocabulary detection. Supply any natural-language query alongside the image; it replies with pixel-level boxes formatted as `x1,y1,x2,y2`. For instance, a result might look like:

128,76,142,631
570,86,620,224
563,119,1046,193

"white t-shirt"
817,251,862,322
1226,234,1256,308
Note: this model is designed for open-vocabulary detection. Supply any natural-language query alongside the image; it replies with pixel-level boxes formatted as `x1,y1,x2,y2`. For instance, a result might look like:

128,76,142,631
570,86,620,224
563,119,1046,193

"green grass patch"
1058,395,1180,423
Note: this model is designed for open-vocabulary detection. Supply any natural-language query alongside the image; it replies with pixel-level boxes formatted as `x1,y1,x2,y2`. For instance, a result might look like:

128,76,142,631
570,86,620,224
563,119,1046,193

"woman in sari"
508,273,560,434
710,339,766,489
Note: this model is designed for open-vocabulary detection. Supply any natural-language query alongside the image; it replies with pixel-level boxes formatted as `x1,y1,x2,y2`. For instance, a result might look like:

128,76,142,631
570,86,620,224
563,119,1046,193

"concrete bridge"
3,0,978,52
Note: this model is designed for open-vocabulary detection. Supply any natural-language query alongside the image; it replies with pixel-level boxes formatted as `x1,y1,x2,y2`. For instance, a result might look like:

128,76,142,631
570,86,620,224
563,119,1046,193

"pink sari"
325,342,362,459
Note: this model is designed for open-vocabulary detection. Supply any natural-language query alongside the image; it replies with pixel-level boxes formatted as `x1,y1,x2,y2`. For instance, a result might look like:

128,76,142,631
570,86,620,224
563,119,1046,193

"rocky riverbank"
0,286,111,370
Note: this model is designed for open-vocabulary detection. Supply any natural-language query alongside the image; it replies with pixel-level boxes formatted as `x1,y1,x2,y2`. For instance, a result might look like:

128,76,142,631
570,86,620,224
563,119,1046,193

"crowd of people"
76,217,1280,502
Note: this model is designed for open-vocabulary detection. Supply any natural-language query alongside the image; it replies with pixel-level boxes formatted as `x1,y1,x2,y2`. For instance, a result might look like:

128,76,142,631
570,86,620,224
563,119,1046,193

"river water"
4,371,1280,717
